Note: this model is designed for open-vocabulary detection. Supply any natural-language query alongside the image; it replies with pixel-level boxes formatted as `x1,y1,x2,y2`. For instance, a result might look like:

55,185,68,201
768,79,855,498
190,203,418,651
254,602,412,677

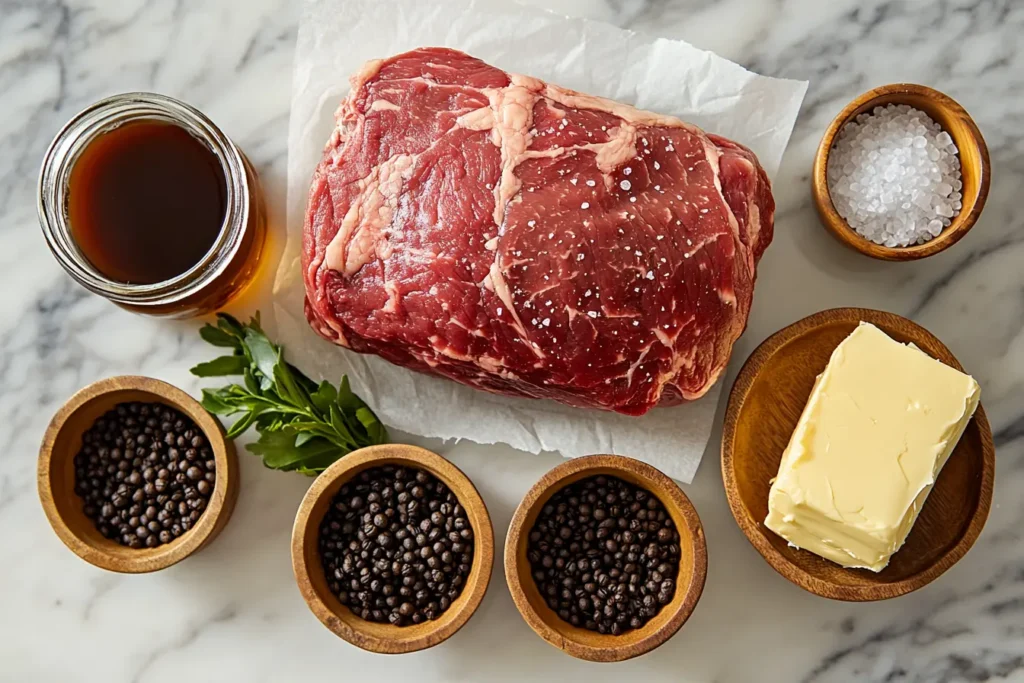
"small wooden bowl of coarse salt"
812,84,990,261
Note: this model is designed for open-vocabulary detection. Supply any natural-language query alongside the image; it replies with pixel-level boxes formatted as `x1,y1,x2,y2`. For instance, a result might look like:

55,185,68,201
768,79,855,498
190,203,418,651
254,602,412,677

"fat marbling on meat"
303,48,774,416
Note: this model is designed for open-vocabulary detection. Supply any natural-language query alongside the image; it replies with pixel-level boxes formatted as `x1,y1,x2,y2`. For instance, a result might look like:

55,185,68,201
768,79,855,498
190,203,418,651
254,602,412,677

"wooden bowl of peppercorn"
504,454,708,663
291,444,495,654
38,375,239,573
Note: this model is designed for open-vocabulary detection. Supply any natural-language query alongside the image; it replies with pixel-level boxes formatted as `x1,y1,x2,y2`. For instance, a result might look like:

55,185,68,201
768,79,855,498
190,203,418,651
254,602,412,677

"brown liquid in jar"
67,120,227,285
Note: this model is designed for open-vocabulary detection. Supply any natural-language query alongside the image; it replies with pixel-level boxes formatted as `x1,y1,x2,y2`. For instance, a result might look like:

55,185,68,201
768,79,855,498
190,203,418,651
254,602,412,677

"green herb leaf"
226,409,262,439
280,420,347,446
294,431,317,448
248,431,344,473
328,405,357,448
273,353,307,407
200,323,241,349
190,355,248,377
356,406,387,444
215,312,247,338
200,388,240,415
244,327,279,384
336,375,367,412
310,380,338,415
191,311,389,474
242,368,260,395
288,363,319,393
254,412,285,433
246,430,301,468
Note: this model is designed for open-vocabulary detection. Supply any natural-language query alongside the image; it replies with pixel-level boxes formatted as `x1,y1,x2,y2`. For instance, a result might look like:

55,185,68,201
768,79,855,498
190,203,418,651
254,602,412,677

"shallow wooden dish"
38,375,239,573
812,83,990,261
291,444,494,654
722,308,994,601
505,455,707,662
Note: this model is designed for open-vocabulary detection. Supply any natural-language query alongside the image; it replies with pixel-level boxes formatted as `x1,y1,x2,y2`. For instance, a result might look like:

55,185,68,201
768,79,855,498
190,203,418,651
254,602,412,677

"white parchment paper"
274,0,807,482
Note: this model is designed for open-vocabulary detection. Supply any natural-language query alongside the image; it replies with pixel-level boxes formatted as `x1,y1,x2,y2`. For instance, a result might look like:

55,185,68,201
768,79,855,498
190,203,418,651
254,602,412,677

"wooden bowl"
291,444,494,654
38,375,239,573
722,308,995,601
505,455,707,662
812,84,991,261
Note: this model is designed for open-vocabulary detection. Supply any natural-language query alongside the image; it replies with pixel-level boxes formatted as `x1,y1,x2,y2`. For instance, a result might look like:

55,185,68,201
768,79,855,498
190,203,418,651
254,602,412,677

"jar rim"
37,92,250,305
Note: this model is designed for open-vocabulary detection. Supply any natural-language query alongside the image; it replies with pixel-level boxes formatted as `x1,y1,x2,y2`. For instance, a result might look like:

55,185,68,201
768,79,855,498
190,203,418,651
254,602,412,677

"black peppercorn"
73,402,215,551
318,466,473,627
526,475,679,635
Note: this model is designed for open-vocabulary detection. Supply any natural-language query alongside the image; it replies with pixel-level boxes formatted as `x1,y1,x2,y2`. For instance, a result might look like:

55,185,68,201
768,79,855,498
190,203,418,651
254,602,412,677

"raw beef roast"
303,48,774,416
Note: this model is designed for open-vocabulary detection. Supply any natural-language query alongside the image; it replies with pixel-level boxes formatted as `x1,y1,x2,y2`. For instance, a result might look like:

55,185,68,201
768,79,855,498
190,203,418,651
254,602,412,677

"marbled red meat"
303,48,774,416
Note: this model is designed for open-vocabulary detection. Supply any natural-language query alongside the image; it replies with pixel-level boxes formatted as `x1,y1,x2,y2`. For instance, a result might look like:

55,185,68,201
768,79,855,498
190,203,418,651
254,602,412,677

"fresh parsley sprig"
190,313,387,475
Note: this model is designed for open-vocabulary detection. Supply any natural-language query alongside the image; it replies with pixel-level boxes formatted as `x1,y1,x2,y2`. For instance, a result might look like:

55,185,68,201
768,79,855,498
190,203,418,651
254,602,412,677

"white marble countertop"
2,0,1023,681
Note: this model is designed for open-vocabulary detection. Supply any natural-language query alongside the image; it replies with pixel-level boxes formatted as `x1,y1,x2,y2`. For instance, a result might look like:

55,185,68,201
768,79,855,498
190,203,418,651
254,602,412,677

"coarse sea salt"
827,103,962,248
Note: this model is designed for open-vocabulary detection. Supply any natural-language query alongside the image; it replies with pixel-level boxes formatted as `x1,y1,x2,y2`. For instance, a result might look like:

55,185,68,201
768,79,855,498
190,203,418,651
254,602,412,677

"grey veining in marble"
2,0,1023,681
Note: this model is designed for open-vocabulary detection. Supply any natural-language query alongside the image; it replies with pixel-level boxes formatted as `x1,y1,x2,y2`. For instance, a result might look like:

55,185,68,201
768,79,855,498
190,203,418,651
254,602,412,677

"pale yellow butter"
764,322,980,572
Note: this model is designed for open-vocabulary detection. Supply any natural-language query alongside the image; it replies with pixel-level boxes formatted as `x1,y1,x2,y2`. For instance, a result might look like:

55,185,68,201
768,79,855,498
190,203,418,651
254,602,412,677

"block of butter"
764,322,980,572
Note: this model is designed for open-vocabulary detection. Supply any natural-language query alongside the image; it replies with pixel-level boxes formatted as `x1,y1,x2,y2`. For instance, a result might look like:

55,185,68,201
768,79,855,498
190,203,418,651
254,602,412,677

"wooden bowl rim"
290,444,495,654
37,375,238,573
721,307,995,601
812,83,991,261
504,454,707,662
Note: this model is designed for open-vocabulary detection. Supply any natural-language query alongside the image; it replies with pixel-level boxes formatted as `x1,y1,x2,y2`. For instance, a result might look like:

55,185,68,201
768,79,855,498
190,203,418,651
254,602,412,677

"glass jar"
38,92,266,317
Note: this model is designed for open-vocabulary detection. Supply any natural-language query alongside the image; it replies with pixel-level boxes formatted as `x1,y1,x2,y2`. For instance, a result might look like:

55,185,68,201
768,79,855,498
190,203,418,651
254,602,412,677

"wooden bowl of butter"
721,308,994,601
